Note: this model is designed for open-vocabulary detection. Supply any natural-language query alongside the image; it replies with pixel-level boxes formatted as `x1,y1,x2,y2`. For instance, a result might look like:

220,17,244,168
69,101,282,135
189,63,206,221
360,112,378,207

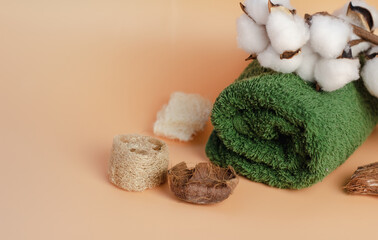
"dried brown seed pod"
344,162,378,196
268,0,296,15
245,53,258,61
347,2,374,32
167,162,239,204
366,52,377,60
280,49,301,59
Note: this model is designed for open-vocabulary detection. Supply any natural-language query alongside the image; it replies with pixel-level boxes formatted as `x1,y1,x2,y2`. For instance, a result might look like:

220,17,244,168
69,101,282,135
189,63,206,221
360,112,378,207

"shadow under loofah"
205,60,378,189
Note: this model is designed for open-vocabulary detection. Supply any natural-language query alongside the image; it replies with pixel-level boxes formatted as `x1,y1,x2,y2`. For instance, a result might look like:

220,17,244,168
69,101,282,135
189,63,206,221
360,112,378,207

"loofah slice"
168,162,238,204
108,134,169,192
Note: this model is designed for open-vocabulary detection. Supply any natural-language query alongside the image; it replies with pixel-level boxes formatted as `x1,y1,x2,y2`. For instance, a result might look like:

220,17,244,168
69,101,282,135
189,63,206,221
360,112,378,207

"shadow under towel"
205,60,378,189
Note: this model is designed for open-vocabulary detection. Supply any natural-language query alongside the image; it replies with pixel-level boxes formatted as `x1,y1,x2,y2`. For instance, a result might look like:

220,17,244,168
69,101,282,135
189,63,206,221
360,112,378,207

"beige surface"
0,0,377,239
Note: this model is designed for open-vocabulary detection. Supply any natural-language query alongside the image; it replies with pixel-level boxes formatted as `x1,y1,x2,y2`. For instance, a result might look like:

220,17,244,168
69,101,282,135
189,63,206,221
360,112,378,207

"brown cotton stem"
353,25,378,45
348,39,365,46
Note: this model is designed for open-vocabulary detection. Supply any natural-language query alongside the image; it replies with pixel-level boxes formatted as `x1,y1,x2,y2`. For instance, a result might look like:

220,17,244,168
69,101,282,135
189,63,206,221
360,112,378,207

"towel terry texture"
205,60,378,189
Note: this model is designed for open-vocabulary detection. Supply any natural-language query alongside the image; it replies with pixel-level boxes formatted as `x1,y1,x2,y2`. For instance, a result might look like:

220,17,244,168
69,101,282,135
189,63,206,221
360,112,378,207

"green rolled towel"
205,60,378,189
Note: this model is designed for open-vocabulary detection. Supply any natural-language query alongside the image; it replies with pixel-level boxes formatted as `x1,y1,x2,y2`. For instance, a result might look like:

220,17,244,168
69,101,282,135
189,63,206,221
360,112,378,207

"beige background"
0,0,377,239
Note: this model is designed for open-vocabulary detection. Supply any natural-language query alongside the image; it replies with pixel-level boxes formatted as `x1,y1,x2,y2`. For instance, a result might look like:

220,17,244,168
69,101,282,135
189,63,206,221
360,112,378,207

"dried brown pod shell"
245,53,257,61
347,2,374,32
366,52,377,60
167,162,239,204
344,162,378,196
268,0,296,15
280,49,301,59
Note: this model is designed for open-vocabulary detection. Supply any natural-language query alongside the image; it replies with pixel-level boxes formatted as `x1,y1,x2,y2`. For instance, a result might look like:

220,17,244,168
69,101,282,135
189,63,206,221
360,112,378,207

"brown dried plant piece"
280,49,301,59
315,83,321,92
245,53,258,61
344,162,378,196
347,2,374,32
268,0,296,15
348,39,365,47
366,53,377,59
168,162,239,204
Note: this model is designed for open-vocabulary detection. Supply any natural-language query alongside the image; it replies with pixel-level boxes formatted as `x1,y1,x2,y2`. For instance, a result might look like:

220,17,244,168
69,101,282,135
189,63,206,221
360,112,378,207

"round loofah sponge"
108,134,169,192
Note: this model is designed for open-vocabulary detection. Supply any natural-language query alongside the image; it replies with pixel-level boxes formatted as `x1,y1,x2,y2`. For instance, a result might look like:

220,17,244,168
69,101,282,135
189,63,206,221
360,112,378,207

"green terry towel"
205,60,378,189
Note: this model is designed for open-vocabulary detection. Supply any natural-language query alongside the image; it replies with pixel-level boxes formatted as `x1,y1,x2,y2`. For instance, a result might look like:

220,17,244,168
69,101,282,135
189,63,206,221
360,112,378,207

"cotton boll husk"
295,45,320,82
333,0,378,30
314,58,361,92
237,14,269,54
266,10,310,54
310,15,352,59
243,0,293,25
257,45,303,73
362,58,378,97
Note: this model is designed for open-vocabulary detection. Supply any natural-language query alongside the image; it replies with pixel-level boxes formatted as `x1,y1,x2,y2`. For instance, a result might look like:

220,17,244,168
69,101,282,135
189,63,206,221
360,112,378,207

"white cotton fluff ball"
266,10,310,54
368,45,378,55
257,45,303,73
310,15,352,59
243,0,293,25
237,14,269,54
295,44,320,82
362,58,378,97
314,58,361,92
334,0,378,30
350,33,371,57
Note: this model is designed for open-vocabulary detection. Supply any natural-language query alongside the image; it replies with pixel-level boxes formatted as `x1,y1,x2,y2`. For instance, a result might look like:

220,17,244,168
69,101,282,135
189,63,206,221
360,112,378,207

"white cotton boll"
362,58,378,97
368,45,378,55
334,0,378,30
237,14,269,54
350,33,371,57
257,45,303,73
266,10,310,54
244,0,293,25
314,58,361,92
310,15,352,59
373,10,378,29
295,45,320,82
